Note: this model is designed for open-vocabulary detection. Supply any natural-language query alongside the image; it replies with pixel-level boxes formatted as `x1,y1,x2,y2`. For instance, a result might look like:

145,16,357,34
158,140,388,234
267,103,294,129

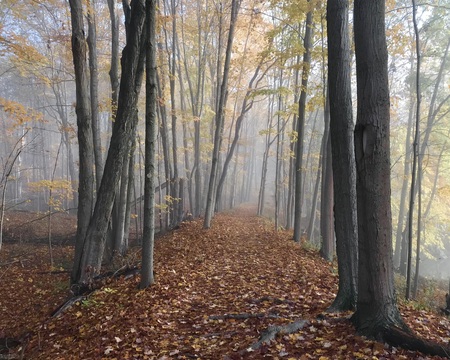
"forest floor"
1,206,450,359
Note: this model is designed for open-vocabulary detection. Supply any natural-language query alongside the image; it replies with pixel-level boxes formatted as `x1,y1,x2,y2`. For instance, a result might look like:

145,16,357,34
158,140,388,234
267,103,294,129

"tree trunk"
179,0,207,217
87,0,103,191
257,97,275,217
107,0,120,135
203,0,241,228
393,74,414,269
326,0,358,312
352,0,407,336
306,131,323,244
412,158,422,299
293,6,313,242
319,98,333,260
274,72,283,231
406,0,422,301
286,53,301,230
156,69,173,230
140,0,157,288
215,64,265,207
68,0,95,285
71,0,147,286
113,136,132,256
166,0,179,226
123,135,136,251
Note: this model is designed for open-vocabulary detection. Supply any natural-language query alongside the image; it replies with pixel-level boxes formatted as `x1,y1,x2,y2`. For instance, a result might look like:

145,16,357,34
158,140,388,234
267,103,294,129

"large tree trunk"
140,0,157,289
71,0,147,286
326,0,358,312
352,0,406,335
68,0,95,285
344,7,449,356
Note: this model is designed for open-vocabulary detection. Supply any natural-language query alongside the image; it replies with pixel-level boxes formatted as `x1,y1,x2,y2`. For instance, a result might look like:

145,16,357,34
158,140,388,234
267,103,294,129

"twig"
209,313,281,320
200,330,238,339
0,259,29,267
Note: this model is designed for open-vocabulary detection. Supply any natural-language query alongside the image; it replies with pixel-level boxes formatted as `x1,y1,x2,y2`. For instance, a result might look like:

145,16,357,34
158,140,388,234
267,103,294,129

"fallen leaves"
1,207,450,359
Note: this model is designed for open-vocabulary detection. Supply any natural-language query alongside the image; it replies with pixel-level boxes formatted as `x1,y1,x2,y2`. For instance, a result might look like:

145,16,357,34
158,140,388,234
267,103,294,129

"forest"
1,0,450,358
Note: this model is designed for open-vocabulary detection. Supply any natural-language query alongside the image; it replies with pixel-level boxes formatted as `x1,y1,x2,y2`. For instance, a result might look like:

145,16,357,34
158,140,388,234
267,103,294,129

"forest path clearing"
2,206,449,359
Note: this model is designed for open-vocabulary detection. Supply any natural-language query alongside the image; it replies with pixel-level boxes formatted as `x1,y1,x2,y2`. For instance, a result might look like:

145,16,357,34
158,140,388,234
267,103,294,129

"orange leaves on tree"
0,97,44,131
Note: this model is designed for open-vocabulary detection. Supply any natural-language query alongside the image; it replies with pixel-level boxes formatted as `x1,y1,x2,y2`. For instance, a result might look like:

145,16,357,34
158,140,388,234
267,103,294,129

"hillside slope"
1,207,450,359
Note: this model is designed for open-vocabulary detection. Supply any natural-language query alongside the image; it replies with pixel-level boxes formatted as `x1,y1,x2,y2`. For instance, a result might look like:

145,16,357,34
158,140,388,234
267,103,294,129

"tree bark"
87,0,103,192
140,0,157,288
406,0,422,301
352,0,407,336
326,0,358,311
293,6,313,242
71,0,147,286
319,97,333,260
107,0,120,133
68,0,95,285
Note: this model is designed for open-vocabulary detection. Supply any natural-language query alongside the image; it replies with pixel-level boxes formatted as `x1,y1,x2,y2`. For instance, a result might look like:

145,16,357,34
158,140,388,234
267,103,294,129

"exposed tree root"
247,319,309,351
52,266,140,317
382,325,450,358
51,295,86,318
326,295,355,313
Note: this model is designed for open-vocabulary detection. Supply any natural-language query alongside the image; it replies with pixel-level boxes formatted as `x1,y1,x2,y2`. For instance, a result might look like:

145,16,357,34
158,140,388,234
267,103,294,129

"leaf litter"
1,206,450,359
